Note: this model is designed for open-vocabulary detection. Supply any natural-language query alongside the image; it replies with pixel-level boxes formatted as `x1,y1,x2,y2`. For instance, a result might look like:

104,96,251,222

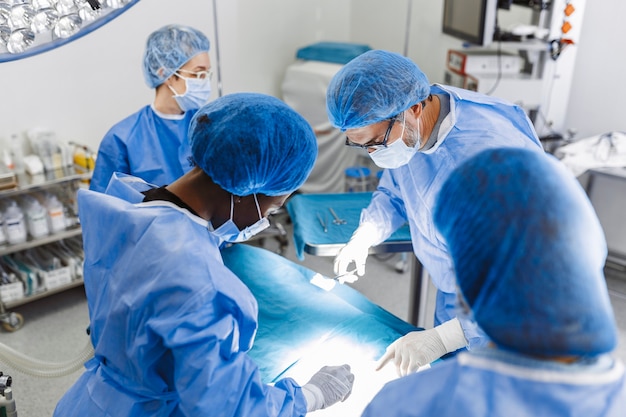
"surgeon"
362,147,626,416
326,50,544,373
54,93,354,417
89,24,213,192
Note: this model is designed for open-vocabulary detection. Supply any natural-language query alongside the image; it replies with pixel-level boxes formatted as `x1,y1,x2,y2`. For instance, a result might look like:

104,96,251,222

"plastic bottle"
0,387,17,417
2,149,14,171
20,195,49,239
3,200,27,244
42,193,66,233
10,134,25,174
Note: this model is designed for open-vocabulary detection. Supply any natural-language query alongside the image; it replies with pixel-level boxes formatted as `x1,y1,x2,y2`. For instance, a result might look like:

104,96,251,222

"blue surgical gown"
89,106,196,193
362,84,543,347
54,174,307,417
362,349,626,417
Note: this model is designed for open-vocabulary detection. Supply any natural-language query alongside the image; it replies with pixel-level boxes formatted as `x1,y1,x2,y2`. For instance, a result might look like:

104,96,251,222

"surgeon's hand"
375,318,467,376
333,222,380,282
301,364,355,412
333,240,370,282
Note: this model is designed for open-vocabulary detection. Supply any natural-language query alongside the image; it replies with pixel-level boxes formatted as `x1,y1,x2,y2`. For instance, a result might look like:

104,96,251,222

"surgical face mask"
168,74,212,112
209,194,270,243
369,117,420,169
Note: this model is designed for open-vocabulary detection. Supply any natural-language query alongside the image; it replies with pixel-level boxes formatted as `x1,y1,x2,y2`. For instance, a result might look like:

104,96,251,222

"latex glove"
333,222,380,281
301,364,355,412
375,318,467,376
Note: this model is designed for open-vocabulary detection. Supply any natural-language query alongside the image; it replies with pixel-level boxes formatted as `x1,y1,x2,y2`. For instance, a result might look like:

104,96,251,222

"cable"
0,339,94,378
534,105,560,137
485,40,503,95
485,9,503,96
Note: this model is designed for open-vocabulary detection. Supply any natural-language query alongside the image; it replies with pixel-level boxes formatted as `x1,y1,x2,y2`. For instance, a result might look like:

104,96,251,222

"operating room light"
0,0,138,61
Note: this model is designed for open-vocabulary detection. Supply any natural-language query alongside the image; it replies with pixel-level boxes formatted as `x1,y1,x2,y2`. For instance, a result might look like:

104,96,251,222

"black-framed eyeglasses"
345,113,401,149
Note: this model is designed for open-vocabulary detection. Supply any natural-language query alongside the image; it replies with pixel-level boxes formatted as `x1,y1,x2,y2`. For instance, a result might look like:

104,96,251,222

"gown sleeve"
148,285,308,417
90,129,131,193
359,169,410,245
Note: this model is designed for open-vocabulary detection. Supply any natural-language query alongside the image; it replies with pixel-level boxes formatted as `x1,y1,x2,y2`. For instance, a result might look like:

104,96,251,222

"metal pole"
403,0,413,57
212,0,224,97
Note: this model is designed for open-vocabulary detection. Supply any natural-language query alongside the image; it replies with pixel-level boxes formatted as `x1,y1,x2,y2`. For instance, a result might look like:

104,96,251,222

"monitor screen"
442,0,498,46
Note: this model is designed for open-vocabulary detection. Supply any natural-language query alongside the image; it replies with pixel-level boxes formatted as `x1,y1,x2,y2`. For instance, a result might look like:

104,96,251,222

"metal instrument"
316,212,328,233
332,268,358,282
328,207,347,225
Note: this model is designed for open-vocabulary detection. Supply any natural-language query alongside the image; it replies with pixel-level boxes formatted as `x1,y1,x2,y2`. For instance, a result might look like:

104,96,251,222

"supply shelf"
0,227,82,257
0,166,90,331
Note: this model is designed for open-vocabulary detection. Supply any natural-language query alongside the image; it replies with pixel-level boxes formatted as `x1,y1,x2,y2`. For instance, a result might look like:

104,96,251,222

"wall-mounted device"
442,0,498,46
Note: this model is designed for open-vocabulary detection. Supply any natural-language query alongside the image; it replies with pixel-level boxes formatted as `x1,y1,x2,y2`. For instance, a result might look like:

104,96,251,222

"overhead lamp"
0,0,139,63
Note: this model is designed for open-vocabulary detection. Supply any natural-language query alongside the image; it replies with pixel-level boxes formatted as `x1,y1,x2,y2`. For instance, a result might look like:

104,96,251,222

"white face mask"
168,74,212,112
209,194,270,243
369,117,420,169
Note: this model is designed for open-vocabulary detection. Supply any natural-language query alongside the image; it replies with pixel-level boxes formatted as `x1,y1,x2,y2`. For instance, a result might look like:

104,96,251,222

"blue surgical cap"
189,93,317,196
434,148,617,357
143,24,210,88
326,50,430,130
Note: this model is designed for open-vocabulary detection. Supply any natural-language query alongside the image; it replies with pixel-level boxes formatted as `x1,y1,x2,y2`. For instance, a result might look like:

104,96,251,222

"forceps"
332,268,358,282
316,212,328,233
328,207,347,225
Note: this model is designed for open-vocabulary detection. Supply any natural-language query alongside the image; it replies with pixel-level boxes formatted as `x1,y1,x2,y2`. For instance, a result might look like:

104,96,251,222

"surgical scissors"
328,207,347,225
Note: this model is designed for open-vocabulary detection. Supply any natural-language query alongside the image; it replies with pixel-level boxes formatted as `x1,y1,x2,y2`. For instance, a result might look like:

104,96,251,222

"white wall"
0,0,351,152
349,0,453,83
565,0,626,138
0,0,622,154
216,0,351,97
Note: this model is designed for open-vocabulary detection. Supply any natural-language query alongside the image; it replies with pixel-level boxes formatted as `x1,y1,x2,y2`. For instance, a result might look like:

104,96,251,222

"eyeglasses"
345,114,401,149
176,68,213,80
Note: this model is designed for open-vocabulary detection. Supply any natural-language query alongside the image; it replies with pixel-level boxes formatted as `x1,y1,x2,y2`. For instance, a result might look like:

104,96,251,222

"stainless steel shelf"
0,170,89,328
463,39,551,52
4,278,84,309
0,166,91,198
0,227,82,256
304,240,413,257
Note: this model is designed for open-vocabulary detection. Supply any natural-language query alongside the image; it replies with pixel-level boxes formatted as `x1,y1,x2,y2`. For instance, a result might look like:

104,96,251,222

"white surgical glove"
333,222,380,282
375,318,467,376
301,364,355,412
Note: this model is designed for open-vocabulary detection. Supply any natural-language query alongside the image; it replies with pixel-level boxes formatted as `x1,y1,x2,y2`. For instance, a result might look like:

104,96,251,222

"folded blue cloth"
296,42,371,65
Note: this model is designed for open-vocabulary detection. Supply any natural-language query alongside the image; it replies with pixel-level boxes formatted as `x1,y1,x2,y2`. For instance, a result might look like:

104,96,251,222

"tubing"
0,339,94,378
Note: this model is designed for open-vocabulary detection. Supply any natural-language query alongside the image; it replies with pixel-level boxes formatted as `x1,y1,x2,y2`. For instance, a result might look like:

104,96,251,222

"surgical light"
0,0,139,62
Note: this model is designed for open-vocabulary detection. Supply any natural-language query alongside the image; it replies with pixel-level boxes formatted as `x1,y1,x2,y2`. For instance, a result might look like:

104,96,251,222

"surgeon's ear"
164,74,176,87
409,103,423,118
158,68,175,87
